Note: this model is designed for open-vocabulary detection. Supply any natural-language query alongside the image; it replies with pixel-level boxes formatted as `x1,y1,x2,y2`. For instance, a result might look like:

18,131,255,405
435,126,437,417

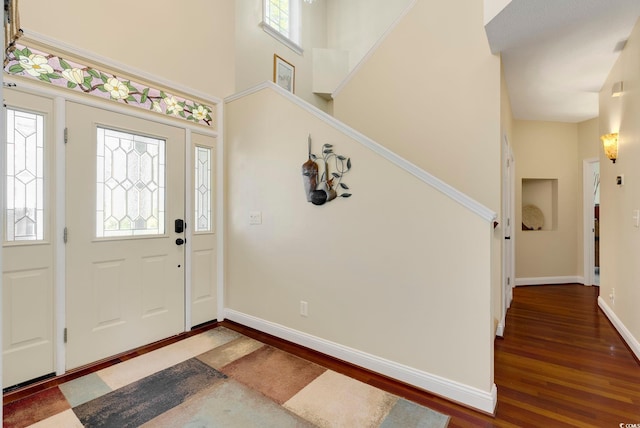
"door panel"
65,102,185,369
191,133,217,327
2,90,55,387
3,266,53,384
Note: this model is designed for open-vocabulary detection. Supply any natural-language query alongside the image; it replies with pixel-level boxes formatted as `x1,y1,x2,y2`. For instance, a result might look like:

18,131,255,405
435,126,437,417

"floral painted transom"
4,44,215,128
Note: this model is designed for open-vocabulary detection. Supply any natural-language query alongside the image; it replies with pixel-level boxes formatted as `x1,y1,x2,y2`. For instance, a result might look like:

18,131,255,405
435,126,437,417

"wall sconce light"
600,132,619,163
612,81,624,97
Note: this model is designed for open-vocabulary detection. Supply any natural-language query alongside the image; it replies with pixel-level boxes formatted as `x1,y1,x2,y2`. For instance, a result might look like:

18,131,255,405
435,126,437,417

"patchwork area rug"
4,327,450,427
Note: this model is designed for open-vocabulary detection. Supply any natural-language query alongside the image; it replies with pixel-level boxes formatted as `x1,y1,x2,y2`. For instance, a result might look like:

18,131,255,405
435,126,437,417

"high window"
263,0,303,54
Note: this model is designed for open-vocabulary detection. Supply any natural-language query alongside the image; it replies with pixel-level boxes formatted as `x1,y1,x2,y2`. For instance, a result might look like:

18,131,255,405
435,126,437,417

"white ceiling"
485,0,640,123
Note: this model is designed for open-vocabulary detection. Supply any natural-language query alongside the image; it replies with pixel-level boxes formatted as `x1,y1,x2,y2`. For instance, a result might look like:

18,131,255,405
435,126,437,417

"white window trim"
262,0,304,56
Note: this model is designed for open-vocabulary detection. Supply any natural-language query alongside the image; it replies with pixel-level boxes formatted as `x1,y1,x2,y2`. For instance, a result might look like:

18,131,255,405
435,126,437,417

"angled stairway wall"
331,0,504,346
224,82,498,414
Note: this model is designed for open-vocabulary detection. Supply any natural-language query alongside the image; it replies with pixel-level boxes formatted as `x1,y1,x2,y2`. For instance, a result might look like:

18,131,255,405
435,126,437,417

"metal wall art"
302,135,352,206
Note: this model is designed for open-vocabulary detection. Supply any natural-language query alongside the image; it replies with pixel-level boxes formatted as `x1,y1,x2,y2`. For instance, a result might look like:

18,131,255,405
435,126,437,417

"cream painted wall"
332,0,501,213
578,119,600,160
484,0,512,25
513,121,580,280
19,0,235,99
330,0,502,335
599,18,640,348
234,0,329,111
326,0,413,71
501,64,514,148
225,87,495,395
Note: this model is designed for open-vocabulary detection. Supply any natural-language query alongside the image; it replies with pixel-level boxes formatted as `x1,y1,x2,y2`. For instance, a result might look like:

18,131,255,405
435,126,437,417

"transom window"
96,127,166,238
5,108,45,241
263,0,303,54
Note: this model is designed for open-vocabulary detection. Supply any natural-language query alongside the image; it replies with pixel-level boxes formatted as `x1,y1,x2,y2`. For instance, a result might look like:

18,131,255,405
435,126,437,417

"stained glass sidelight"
194,146,212,232
96,127,165,237
5,108,45,241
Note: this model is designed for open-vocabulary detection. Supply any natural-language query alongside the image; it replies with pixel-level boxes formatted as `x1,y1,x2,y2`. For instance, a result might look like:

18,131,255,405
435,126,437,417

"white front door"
65,102,186,369
2,90,55,387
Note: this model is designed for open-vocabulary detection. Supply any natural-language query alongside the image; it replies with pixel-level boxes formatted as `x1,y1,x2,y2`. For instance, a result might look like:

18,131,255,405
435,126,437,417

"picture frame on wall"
273,54,295,93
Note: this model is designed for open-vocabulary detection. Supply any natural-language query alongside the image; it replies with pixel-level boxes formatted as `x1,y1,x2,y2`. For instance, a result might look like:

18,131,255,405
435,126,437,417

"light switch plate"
249,211,262,225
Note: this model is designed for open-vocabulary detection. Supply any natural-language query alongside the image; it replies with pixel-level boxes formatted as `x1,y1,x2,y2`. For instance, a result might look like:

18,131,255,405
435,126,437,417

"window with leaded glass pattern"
96,127,166,238
5,108,45,242
194,146,212,232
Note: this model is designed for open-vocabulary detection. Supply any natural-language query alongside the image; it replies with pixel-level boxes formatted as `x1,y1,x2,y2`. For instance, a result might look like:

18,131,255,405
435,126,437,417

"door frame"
583,158,599,286
1,29,5,399
498,134,515,337
2,73,223,378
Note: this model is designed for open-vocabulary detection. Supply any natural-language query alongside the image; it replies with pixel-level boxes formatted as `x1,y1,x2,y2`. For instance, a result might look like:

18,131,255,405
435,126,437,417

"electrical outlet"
610,288,616,305
300,300,308,317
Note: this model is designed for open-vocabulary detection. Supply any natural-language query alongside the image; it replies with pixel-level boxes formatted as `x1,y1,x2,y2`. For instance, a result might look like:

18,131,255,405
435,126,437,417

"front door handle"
175,238,185,246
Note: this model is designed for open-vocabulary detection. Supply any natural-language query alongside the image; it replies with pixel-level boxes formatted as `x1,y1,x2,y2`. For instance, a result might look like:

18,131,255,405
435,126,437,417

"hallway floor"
3,327,449,427
4,284,640,427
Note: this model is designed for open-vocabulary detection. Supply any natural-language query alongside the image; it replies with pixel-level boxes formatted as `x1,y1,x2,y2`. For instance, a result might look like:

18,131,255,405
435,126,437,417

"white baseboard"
224,309,497,415
515,276,585,286
598,297,640,361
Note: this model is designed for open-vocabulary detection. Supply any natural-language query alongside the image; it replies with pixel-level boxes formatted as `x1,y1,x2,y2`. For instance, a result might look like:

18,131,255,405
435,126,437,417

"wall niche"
521,178,558,231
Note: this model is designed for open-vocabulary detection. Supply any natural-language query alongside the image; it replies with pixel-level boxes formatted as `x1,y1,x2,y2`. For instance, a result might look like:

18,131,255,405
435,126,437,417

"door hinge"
63,227,68,243
63,328,68,343
507,277,511,286
64,127,68,144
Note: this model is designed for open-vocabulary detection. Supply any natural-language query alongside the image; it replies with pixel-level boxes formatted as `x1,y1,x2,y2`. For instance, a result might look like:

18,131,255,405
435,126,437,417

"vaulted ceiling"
485,0,640,123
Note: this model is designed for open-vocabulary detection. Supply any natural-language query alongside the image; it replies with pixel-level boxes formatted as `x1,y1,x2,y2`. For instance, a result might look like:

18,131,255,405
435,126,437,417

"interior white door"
499,135,515,336
190,133,217,327
65,102,186,369
583,159,600,286
2,90,55,387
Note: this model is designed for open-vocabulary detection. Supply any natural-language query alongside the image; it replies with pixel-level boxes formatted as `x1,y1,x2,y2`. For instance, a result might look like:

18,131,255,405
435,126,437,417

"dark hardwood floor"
5,284,640,427
492,284,640,426
223,285,640,427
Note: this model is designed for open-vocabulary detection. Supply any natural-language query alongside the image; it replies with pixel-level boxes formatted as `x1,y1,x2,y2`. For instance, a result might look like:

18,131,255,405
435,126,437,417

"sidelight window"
194,146,212,232
5,108,45,241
